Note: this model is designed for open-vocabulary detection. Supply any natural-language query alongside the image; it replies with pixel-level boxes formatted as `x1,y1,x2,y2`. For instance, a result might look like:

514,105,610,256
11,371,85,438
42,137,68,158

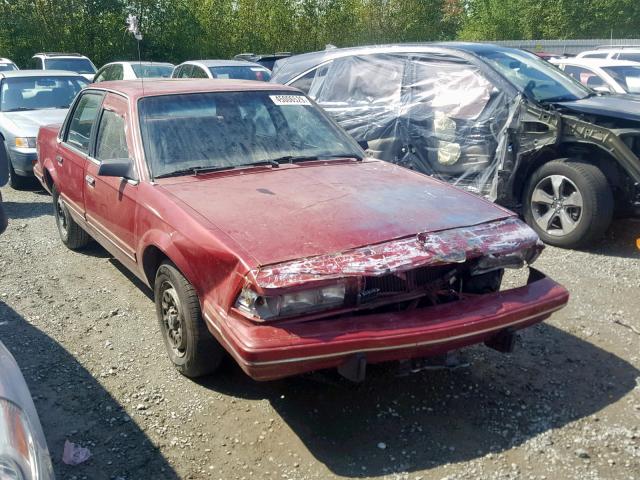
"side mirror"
357,140,369,151
98,158,137,181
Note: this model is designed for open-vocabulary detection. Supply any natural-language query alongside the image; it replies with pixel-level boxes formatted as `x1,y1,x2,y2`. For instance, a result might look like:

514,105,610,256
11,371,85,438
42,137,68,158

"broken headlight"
235,283,346,321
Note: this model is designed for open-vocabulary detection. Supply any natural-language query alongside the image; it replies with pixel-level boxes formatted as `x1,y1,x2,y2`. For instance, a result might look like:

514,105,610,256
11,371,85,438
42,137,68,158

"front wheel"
523,159,613,249
154,261,224,378
52,185,90,250
8,161,29,190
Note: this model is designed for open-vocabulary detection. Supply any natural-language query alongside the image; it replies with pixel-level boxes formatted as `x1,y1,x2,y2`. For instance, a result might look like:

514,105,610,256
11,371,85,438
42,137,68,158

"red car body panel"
34,80,569,381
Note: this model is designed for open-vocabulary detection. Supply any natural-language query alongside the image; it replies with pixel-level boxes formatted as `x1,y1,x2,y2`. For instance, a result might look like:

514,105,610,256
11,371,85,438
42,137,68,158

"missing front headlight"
235,283,346,321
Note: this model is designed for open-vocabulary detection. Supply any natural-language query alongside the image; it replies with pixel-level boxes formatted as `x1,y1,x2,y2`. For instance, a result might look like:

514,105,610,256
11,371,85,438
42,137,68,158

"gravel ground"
0,185,639,480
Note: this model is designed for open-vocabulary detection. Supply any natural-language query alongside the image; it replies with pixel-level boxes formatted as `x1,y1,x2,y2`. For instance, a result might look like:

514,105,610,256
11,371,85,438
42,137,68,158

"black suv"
272,43,640,248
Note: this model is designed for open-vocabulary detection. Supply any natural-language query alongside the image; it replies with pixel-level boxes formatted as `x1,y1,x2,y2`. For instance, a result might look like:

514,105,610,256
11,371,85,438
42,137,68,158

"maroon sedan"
35,80,568,381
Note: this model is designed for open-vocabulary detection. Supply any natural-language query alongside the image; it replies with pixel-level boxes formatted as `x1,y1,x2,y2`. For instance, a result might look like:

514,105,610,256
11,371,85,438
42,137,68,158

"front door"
84,93,139,267
57,91,104,219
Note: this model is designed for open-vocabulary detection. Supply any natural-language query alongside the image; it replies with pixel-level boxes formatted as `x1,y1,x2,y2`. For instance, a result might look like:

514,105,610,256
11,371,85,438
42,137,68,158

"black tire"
52,185,90,250
8,161,29,190
154,261,224,378
523,159,613,249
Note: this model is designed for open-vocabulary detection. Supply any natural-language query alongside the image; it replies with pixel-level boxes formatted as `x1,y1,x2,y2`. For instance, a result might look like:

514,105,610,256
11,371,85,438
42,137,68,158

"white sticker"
269,95,312,106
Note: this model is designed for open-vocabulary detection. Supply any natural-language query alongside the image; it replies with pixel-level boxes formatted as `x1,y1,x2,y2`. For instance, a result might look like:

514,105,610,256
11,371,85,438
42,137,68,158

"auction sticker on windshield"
270,95,312,106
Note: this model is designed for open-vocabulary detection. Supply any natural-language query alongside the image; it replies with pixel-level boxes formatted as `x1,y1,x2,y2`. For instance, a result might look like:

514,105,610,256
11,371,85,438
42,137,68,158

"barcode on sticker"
269,95,312,106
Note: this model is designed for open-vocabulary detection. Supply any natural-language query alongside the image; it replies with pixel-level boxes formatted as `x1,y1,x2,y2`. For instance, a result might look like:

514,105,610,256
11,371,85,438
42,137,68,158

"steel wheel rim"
55,197,69,238
531,174,583,237
160,281,186,358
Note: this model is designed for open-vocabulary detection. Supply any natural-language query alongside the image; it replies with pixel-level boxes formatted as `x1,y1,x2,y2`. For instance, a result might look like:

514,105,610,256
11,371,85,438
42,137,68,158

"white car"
0,58,18,72
576,47,640,63
551,57,640,94
172,59,271,81
93,61,174,82
30,52,97,81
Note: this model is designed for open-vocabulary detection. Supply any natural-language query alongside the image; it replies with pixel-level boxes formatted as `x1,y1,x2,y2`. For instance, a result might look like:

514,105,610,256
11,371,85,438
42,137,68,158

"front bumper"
203,269,569,381
8,147,37,176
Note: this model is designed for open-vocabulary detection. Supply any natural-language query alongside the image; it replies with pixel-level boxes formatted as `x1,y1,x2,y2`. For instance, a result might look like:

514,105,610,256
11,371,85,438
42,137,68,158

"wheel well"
43,168,54,190
512,143,623,203
142,245,169,287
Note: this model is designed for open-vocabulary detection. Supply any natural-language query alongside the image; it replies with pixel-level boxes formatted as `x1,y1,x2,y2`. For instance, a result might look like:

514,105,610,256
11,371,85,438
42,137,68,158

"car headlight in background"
235,283,346,321
14,138,36,149
0,398,52,480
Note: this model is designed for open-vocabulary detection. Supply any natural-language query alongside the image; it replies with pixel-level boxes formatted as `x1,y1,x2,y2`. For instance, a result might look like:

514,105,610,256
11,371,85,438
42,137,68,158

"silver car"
0,70,88,188
0,340,55,479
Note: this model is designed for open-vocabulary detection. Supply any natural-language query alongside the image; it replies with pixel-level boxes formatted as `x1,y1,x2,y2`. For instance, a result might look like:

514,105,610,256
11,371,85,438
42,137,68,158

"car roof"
581,48,640,54
33,52,88,58
552,57,640,68
182,59,267,68
92,78,299,100
102,61,174,67
0,69,87,78
271,42,511,83
0,58,14,64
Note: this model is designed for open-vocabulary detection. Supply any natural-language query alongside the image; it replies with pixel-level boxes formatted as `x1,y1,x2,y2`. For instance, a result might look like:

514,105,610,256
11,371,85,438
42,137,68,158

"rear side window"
582,53,608,59
65,93,103,153
95,110,129,161
190,66,209,78
617,52,640,62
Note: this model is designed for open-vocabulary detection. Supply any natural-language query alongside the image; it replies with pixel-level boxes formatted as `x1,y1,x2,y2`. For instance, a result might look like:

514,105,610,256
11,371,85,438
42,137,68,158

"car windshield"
602,65,640,93
45,58,96,74
209,66,271,81
139,91,362,178
477,49,591,103
131,64,174,78
0,76,88,112
0,64,17,72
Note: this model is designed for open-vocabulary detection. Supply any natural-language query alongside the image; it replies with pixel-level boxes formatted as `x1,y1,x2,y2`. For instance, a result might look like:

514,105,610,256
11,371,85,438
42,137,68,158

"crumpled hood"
556,94,640,123
160,160,514,266
2,109,67,137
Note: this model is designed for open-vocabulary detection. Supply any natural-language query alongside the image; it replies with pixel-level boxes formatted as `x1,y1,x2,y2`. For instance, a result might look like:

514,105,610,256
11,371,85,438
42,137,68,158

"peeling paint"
254,217,542,289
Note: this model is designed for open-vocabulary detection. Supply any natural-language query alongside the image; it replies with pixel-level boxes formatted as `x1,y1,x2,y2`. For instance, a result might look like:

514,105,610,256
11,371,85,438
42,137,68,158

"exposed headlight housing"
0,398,53,480
235,283,346,321
14,138,36,149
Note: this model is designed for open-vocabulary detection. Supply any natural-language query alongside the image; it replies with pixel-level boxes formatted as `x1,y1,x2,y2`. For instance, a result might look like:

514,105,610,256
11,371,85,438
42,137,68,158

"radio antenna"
126,14,144,93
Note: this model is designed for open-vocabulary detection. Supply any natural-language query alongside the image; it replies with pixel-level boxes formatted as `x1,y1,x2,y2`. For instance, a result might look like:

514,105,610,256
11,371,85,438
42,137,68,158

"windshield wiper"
154,159,279,179
4,107,32,112
270,153,363,164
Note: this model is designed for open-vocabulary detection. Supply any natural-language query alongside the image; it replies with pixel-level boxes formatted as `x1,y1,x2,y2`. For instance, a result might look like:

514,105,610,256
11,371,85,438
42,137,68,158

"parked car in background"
172,60,271,81
551,57,640,94
577,46,640,62
0,57,18,72
271,43,640,248
0,70,88,188
531,51,566,61
30,52,97,81
35,79,568,381
0,339,55,479
234,52,292,70
93,61,174,82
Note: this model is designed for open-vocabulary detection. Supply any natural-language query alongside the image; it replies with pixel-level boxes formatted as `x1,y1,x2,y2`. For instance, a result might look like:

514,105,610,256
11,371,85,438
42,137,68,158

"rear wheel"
523,159,613,249
52,185,90,250
154,261,224,378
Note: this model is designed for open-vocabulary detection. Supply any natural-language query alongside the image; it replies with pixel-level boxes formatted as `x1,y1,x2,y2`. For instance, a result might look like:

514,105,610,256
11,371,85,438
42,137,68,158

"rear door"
83,93,139,265
57,90,104,219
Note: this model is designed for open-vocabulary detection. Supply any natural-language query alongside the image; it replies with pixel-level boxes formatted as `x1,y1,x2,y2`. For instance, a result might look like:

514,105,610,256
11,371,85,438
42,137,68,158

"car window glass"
94,67,108,83
617,52,640,62
66,93,103,152
582,53,607,59
562,65,601,86
191,66,209,78
111,64,124,80
0,76,88,112
291,67,322,94
179,65,194,78
314,55,405,105
95,110,130,161
602,65,640,93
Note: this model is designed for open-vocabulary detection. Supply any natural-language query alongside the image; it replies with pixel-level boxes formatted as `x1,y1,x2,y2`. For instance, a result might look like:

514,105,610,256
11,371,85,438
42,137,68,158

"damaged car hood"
160,160,514,266
555,94,640,123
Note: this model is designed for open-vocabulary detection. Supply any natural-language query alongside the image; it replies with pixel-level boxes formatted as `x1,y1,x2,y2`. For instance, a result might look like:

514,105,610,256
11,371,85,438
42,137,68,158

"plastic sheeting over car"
296,53,518,199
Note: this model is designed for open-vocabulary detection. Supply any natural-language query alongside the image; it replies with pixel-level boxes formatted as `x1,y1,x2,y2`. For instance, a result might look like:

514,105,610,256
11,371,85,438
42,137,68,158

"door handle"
85,175,95,188
55,155,64,165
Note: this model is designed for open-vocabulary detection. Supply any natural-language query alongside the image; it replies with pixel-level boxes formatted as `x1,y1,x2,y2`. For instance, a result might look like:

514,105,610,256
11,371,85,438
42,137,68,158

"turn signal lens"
14,138,36,149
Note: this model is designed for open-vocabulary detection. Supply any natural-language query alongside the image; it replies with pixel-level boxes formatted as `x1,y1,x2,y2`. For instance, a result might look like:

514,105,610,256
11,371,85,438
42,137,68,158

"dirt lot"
0,185,639,480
